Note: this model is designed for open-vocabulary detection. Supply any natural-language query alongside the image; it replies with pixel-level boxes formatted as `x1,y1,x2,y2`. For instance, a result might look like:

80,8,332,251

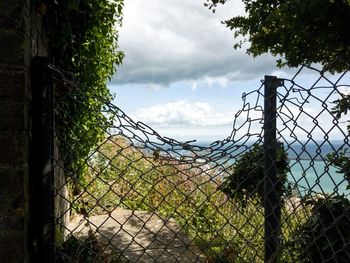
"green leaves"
207,0,350,71
67,0,79,10
49,0,124,178
327,95,350,189
294,196,350,262
219,144,289,201
326,149,350,189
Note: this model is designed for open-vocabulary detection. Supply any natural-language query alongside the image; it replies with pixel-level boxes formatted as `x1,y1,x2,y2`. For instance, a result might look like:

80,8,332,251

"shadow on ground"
67,208,206,262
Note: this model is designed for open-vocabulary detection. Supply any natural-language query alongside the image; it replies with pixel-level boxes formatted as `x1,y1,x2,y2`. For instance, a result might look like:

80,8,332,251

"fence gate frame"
30,57,55,263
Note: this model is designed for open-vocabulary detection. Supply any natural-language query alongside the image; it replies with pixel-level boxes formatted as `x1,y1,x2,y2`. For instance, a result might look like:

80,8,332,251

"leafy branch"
47,0,124,178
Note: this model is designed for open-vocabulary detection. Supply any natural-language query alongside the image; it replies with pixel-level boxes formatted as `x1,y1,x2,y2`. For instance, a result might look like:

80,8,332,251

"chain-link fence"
38,59,350,262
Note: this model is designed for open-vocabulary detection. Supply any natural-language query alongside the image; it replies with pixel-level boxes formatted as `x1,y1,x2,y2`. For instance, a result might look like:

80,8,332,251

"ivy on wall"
46,0,124,177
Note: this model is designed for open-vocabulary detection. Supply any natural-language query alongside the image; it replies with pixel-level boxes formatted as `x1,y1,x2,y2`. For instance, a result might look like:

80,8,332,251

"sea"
195,141,350,196
143,140,350,196
285,142,349,196
288,159,348,196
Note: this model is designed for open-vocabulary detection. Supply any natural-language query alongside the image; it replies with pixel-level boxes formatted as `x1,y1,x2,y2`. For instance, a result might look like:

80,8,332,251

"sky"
108,0,349,143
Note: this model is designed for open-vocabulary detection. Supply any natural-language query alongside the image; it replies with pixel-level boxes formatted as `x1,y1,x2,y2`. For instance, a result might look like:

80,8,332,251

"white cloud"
191,75,231,89
277,103,347,141
111,0,280,86
338,86,350,96
132,100,234,127
123,94,348,141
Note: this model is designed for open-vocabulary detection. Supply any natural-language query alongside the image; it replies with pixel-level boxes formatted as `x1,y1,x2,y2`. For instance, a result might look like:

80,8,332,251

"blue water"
144,140,350,195
285,142,349,195
201,141,350,196
288,159,349,196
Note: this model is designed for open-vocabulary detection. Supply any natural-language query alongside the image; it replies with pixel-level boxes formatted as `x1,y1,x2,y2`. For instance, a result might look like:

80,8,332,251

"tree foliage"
294,196,350,262
47,0,124,176
219,144,289,201
327,95,350,189
205,0,350,71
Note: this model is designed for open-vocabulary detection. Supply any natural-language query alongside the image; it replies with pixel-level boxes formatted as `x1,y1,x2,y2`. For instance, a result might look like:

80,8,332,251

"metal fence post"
30,57,54,262
264,75,283,263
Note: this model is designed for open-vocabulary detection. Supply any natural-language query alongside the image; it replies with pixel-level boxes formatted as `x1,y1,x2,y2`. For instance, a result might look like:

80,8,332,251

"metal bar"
30,57,54,262
263,75,282,263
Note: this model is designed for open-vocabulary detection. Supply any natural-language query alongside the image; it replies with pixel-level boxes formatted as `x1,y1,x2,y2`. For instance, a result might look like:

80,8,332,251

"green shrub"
218,144,289,201
69,137,310,262
48,0,124,179
294,196,350,262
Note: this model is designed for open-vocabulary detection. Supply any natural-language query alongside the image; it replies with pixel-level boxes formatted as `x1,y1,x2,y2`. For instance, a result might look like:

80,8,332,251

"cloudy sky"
108,0,348,142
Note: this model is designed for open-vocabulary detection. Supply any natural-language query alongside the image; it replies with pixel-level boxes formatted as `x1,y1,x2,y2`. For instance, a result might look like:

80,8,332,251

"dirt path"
68,208,206,262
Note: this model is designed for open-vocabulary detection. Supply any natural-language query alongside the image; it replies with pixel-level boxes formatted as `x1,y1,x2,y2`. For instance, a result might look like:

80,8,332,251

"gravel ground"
67,208,206,262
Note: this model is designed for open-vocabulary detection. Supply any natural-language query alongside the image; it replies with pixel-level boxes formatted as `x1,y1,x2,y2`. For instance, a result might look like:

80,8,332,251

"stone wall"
0,0,48,262
0,0,31,262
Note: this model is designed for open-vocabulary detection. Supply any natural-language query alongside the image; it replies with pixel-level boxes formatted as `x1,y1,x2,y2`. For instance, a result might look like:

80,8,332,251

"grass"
64,136,311,262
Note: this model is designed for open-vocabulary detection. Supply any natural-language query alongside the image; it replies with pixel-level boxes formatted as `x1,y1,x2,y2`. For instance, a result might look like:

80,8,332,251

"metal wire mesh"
275,60,350,263
46,59,350,263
